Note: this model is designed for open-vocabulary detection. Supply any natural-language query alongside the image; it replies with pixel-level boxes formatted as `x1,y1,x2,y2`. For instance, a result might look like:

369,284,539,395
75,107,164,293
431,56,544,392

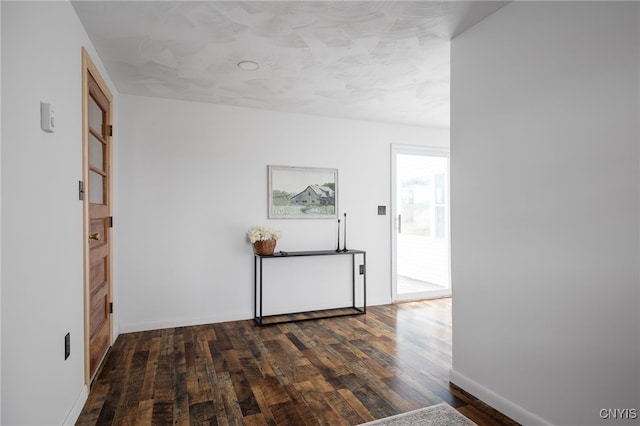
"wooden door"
82,48,113,382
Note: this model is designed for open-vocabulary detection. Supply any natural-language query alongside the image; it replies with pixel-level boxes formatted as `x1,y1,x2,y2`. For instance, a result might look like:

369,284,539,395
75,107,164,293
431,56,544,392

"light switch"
40,102,55,133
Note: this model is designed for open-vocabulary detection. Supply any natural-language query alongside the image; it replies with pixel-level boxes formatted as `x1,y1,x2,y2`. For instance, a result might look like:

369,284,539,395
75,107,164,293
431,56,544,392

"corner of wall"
449,369,552,426
0,0,4,421
62,385,88,426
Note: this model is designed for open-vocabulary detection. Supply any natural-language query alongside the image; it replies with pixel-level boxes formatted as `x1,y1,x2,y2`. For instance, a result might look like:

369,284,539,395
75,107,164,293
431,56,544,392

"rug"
360,403,478,425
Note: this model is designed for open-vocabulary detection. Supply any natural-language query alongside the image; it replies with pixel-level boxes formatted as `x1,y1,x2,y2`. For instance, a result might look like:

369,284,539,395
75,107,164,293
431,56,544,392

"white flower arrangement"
247,226,281,243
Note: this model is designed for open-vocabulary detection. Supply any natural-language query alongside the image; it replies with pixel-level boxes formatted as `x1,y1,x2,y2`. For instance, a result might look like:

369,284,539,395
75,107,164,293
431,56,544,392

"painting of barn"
268,165,338,218
290,185,335,206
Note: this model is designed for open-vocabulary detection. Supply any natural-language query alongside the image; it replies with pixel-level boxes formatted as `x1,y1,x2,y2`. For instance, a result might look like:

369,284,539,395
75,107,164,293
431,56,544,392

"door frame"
390,144,451,302
82,48,114,384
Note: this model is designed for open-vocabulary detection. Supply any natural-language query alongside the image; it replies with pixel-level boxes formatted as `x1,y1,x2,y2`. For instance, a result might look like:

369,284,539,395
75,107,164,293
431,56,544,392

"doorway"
82,48,114,383
391,145,450,301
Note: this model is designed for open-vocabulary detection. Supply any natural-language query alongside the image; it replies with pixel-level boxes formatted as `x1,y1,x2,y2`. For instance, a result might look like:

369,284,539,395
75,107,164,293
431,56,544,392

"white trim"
393,144,449,157
120,297,397,334
366,296,393,308
120,313,251,334
390,144,451,302
63,385,88,426
394,288,451,302
449,369,553,426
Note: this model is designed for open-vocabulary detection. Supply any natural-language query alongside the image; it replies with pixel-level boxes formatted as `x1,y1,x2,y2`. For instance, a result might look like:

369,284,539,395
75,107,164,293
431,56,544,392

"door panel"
89,260,106,292
89,321,110,377
90,283,108,334
83,48,113,382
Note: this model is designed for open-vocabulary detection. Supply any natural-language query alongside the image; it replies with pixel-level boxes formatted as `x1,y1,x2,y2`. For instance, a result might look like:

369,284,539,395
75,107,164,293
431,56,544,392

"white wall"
0,1,3,421
1,2,117,424
451,2,639,425
118,95,448,331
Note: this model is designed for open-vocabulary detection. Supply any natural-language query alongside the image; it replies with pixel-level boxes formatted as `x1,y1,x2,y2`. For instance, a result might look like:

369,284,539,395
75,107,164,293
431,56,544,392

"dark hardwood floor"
77,299,519,425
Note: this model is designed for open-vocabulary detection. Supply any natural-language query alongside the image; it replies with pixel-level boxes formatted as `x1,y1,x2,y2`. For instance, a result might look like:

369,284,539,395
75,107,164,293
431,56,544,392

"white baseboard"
63,385,88,426
393,290,451,302
449,368,553,426
367,296,393,307
120,299,397,334
120,312,252,333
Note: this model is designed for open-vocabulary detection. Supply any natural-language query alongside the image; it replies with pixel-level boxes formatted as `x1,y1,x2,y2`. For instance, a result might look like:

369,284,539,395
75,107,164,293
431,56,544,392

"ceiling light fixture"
237,61,259,71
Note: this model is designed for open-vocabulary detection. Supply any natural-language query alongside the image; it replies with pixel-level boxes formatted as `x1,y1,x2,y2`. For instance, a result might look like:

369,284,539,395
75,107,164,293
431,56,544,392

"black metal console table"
254,249,366,326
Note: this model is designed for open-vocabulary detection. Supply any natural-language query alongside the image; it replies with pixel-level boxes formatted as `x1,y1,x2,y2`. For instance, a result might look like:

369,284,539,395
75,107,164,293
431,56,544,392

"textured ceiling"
73,1,508,128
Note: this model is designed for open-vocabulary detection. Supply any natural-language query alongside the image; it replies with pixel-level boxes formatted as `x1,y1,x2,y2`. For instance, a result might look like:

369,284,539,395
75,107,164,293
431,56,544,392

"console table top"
255,249,365,258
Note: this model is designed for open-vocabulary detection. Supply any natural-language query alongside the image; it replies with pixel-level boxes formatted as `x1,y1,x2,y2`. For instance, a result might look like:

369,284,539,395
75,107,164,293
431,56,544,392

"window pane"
435,206,445,239
89,96,103,133
89,134,104,171
89,170,104,204
398,155,431,236
435,174,445,205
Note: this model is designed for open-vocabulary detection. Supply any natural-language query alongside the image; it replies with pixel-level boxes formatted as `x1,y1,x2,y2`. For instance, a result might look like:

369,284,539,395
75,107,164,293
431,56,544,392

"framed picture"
268,165,338,219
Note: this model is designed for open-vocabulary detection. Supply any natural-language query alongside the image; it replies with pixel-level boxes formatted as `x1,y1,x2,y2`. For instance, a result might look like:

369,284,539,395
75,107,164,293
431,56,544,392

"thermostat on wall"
40,102,55,133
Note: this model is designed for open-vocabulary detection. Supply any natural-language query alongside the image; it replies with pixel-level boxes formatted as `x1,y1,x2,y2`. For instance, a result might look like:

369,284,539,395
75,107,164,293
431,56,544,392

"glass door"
391,145,450,301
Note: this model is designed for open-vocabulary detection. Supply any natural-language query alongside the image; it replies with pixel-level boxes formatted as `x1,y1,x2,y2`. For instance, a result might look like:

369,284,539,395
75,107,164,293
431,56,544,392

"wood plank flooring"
76,299,519,426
